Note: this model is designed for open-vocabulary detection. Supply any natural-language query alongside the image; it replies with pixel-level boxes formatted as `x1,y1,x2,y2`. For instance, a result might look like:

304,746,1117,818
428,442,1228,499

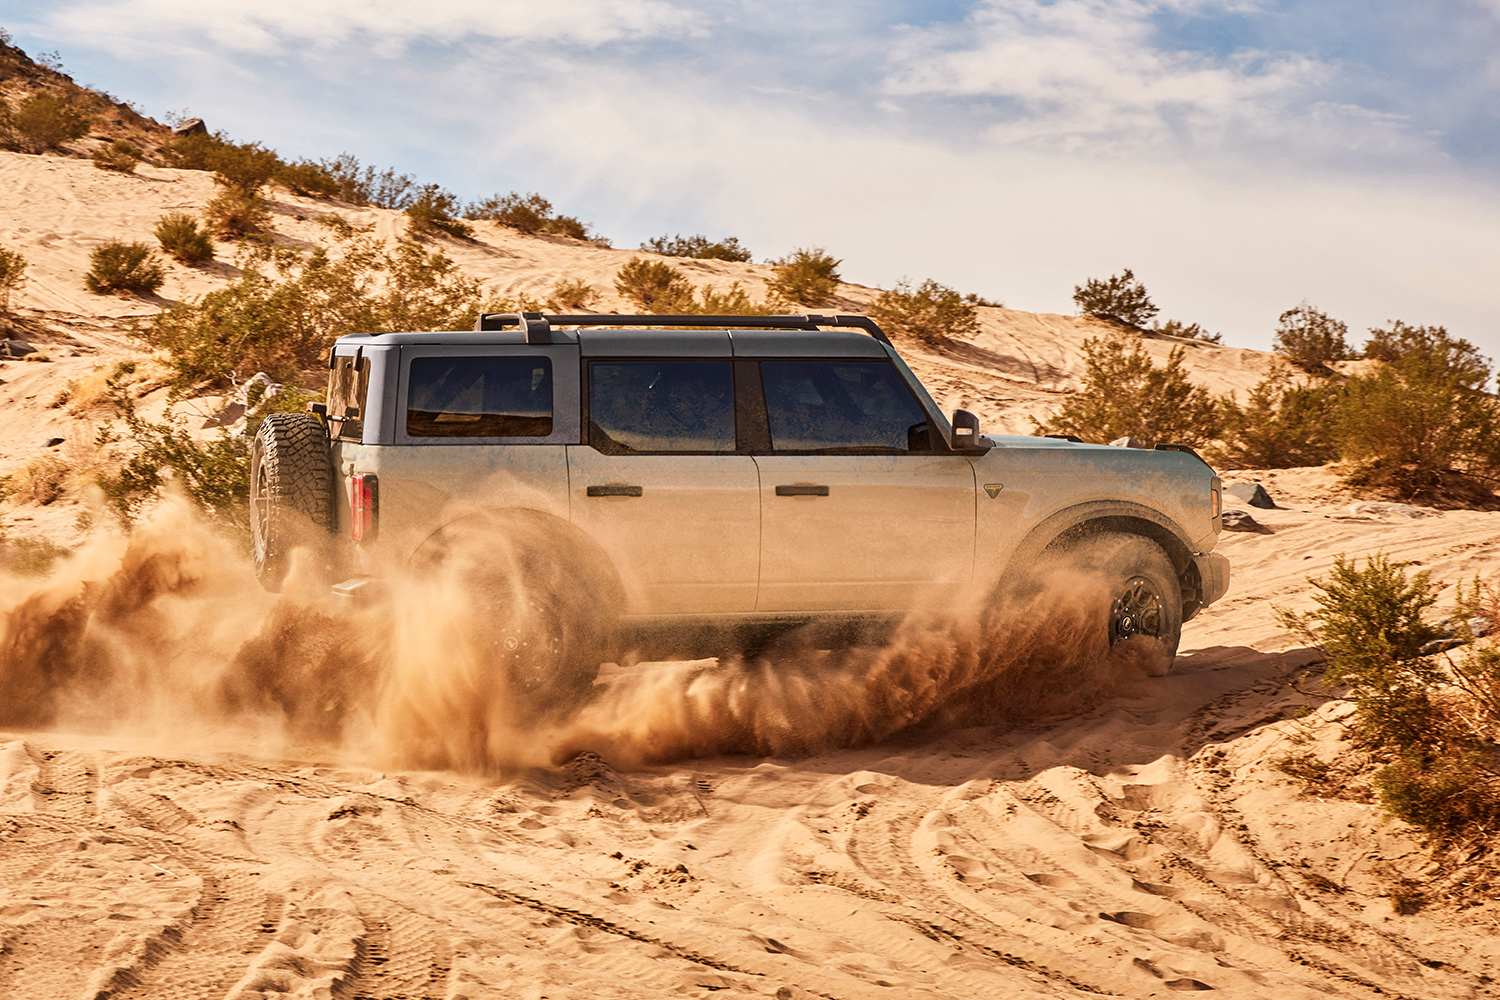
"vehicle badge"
984,484,1004,499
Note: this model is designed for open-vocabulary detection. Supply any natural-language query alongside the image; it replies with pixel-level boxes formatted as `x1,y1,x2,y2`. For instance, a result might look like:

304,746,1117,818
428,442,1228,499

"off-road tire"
1080,532,1183,676
251,413,336,592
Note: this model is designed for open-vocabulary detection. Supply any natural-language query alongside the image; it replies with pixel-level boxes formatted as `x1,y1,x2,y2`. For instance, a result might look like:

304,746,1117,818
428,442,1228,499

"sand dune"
3,149,1500,998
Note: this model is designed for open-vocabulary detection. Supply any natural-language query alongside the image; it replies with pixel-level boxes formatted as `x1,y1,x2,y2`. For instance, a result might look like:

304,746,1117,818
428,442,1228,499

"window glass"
407,356,553,438
589,361,735,453
762,360,932,453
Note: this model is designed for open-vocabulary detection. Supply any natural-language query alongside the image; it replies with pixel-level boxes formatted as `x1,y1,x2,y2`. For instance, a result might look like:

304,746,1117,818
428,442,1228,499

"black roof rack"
473,312,893,347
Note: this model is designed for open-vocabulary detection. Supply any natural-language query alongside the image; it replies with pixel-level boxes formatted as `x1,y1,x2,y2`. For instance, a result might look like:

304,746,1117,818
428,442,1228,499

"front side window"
588,360,735,453
762,360,932,453
407,356,553,438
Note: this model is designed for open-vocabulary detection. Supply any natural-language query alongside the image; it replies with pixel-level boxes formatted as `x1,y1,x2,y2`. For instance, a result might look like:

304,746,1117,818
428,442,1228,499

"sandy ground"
3,149,1500,999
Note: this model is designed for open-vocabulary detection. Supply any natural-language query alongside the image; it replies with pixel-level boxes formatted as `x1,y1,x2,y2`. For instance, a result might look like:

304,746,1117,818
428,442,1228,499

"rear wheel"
250,413,336,591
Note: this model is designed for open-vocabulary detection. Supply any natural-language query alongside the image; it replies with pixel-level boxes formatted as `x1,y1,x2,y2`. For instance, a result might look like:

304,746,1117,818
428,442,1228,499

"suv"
250,313,1228,698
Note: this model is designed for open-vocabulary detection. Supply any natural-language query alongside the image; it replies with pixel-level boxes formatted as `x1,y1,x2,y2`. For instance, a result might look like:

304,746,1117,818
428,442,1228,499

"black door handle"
775,484,830,497
587,484,643,497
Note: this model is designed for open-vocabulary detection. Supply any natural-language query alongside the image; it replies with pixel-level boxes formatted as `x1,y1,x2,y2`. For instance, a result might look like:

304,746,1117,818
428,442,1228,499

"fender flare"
1003,500,1202,604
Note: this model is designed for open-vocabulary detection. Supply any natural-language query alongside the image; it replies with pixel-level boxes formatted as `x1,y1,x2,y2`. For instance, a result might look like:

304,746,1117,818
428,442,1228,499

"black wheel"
250,413,336,591
1075,533,1183,676
412,512,620,711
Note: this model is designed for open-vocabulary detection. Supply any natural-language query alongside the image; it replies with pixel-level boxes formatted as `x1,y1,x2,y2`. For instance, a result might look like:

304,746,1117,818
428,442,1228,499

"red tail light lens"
351,473,378,543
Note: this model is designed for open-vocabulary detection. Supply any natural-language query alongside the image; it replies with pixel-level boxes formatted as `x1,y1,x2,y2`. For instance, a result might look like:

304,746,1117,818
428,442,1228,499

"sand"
3,149,1500,999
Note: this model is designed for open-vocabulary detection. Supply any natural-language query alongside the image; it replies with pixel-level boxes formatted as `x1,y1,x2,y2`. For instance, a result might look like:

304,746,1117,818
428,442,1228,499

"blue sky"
4,0,1498,357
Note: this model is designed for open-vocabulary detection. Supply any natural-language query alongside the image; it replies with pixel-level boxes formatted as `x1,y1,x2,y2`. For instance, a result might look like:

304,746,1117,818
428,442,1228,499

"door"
567,358,760,615
753,359,976,611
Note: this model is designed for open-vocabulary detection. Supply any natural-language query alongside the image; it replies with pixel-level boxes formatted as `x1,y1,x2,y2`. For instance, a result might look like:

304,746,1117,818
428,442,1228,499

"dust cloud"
0,502,1142,773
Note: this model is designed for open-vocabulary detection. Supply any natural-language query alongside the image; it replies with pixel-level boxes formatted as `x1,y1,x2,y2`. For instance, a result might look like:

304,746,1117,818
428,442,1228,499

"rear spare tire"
250,413,335,591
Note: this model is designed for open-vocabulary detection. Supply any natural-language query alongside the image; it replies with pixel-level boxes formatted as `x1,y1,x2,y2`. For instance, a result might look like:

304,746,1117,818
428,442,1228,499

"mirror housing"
950,409,991,453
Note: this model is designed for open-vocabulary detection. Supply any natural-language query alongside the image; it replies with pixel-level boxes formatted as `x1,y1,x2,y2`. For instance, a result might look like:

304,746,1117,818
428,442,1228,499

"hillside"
2,104,1500,999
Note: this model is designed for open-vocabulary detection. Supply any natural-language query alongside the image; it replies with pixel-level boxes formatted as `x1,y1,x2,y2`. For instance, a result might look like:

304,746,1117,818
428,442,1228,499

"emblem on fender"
984,484,1004,499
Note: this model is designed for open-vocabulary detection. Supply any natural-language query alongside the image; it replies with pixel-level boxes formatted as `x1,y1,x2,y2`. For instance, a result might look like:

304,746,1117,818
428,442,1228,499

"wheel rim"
1110,575,1163,643
251,465,269,550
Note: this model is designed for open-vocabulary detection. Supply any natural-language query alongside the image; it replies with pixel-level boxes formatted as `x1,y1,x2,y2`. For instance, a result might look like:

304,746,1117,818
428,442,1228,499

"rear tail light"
351,473,378,543
1211,480,1222,519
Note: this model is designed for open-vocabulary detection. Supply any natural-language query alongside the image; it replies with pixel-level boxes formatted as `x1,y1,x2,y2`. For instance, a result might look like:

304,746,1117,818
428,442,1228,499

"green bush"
157,131,223,170
1036,336,1217,447
1208,367,1338,469
209,141,281,193
274,158,340,198
1072,268,1158,328
0,534,69,577
84,241,164,296
614,257,696,312
1278,558,1500,837
767,247,840,306
1152,318,1222,344
154,212,214,265
869,278,980,345
1274,302,1351,372
143,234,482,389
642,233,752,262
546,277,597,312
1333,322,1500,506
203,188,272,239
91,139,141,173
404,184,474,239
466,191,600,241
316,153,416,207
0,246,26,314
7,93,90,153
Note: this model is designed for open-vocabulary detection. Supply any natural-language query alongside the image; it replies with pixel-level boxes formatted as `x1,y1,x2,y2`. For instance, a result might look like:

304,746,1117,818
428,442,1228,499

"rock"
1350,502,1432,519
1224,481,1277,509
1221,509,1273,534
1,339,36,357
1109,436,1145,448
43,437,64,448
1421,616,1491,655
172,118,208,137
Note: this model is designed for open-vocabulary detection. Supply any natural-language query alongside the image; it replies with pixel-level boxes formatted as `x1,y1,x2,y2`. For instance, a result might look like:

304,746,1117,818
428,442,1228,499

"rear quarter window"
406,356,553,438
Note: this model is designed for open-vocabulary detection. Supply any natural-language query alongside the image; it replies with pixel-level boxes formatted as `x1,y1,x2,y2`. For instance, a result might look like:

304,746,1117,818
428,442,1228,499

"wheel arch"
1009,500,1197,583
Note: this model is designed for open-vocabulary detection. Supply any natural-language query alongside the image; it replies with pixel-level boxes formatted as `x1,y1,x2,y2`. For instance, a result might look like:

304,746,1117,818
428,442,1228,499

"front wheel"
1076,533,1183,676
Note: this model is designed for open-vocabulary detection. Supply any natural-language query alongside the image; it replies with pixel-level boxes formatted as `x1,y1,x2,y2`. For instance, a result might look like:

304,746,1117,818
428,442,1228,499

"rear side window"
762,360,932,453
407,356,553,438
588,360,735,453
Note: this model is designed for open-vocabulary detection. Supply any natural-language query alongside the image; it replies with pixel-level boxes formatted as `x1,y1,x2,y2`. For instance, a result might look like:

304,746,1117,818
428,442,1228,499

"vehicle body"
250,313,1228,690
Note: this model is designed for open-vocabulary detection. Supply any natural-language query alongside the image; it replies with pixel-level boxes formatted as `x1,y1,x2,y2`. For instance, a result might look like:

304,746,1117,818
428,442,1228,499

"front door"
752,359,976,611
567,359,760,615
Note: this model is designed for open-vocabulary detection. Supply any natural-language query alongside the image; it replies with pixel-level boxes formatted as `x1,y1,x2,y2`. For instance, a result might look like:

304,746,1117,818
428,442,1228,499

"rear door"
751,358,976,611
567,353,760,615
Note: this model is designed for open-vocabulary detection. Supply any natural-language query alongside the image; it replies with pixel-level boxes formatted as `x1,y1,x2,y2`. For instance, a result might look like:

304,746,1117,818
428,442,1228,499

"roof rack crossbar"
472,313,892,347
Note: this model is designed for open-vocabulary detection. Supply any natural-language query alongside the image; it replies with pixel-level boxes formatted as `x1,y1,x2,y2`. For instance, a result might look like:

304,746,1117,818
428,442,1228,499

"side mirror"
951,409,991,452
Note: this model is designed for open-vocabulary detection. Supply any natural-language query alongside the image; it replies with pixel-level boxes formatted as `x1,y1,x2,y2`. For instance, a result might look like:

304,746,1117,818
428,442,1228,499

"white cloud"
44,0,699,54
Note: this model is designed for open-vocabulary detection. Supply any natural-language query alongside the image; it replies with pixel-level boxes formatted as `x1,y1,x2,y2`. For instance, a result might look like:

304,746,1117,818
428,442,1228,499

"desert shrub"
1036,336,1217,447
1208,367,1338,469
1073,268,1158,328
316,153,415,207
84,240,164,296
767,247,840,306
1332,323,1500,506
869,278,980,345
1279,559,1500,837
153,212,214,265
0,246,26,313
546,278,597,311
1274,302,1351,373
143,235,481,389
6,93,90,152
0,534,69,577
405,184,474,239
203,188,272,239
614,257,696,312
642,233,752,262
209,141,280,193
99,394,251,531
274,158,340,198
91,139,141,173
466,192,600,241
1152,318,1222,344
